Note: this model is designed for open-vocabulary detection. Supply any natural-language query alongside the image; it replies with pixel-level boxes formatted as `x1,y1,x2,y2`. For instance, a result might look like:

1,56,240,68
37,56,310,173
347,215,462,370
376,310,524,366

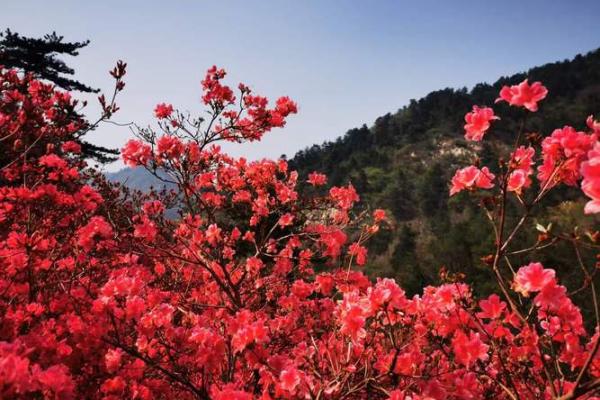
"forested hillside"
289,48,600,296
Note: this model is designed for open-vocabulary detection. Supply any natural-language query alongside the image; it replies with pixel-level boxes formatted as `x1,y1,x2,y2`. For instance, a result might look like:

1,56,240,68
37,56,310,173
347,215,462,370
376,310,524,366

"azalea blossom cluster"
453,78,599,212
448,79,600,399
0,67,599,400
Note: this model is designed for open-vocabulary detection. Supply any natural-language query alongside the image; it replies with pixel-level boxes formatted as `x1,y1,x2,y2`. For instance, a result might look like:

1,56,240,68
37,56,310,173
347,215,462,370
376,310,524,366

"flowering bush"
0,64,599,400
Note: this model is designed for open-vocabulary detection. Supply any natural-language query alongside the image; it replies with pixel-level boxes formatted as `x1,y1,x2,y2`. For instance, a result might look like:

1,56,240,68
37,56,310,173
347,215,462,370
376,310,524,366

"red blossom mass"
0,64,599,400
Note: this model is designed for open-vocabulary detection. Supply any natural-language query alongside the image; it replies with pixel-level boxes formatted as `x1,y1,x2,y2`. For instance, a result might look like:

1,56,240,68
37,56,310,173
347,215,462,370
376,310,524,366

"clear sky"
4,0,600,171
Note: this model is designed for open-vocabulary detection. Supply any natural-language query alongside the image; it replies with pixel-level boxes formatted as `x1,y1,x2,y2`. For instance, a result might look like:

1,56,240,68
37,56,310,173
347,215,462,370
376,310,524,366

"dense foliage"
0,28,120,163
0,62,599,399
0,28,97,93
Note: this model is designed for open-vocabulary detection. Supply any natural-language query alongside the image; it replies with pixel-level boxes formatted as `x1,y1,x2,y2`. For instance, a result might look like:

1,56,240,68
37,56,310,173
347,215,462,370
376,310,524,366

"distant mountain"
106,167,174,192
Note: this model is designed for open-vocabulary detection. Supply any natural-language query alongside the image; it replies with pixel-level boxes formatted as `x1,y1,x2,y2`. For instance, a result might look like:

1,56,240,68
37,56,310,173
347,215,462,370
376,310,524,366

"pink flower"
464,106,498,141
133,216,158,241
279,367,301,392
477,294,506,319
156,135,184,158
39,154,67,169
507,146,535,193
373,209,387,222
316,274,335,295
265,96,298,127
329,184,359,210
349,242,368,266
142,200,165,216
154,103,173,119
581,142,600,214
537,126,594,187
339,303,367,342
105,348,123,373
388,390,405,400
581,180,600,214
35,365,76,398
201,66,235,106
278,213,294,227
370,278,406,309
452,331,489,367
76,216,113,251
307,171,327,186
121,139,152,167
100,376,126,395
245,257,264,274
291,280,313,299
496,79,548,112
214,389,252,400
507,169,529,193
314,227,347,258
511,146,535,171
534,281,567,310
450,166,495,196
587,115,600,135
61,141,81,154
513,262,556,296
205,224,222,246
275,96,298,117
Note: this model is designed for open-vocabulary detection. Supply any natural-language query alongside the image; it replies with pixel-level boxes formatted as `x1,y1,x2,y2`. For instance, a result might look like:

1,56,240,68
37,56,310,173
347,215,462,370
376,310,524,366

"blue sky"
4,1,600,171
